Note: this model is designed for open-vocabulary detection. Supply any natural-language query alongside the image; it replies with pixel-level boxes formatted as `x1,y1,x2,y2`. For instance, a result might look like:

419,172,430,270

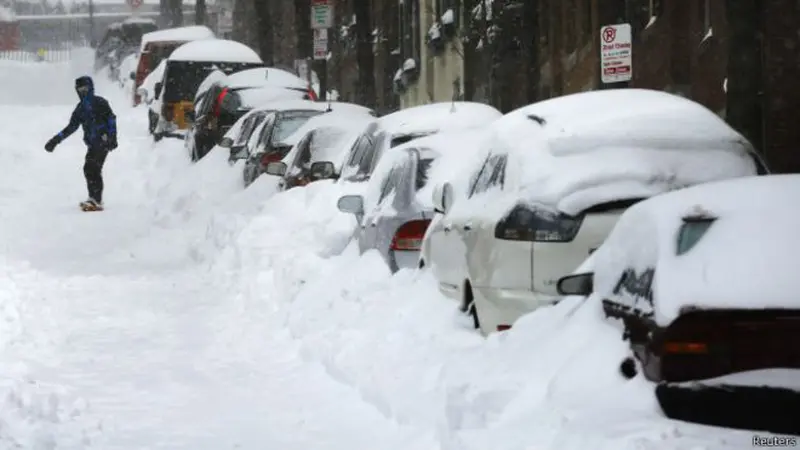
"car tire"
463,282,480,330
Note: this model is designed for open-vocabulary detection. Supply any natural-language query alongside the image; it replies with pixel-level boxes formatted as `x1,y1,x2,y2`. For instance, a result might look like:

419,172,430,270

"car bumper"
389,249,419,273
473,287,558,335
657,382,800,435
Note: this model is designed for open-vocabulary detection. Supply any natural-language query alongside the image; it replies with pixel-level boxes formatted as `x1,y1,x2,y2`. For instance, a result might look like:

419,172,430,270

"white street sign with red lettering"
600,23,632,83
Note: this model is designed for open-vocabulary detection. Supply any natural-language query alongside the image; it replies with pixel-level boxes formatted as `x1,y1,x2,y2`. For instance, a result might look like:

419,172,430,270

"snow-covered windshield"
271,111,322,144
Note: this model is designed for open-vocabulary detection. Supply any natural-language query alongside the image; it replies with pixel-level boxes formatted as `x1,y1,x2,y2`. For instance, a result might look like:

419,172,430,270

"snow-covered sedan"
338,101,502,184
421,88,768,336
240,100,374,187
263,111,374,190
187,67,317,161
556,174,800,436
337,128,489,273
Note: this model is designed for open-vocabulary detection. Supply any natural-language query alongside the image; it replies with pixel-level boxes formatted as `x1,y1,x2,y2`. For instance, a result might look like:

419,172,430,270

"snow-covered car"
187,67,317,161
240,100,375,187
263,111,375,190
94,18,157,76
556,174,800,436
336,127,489,273
137,59,167,135
338,101,502,183
132,25,215,106
154,39,263,139
421,88,767,336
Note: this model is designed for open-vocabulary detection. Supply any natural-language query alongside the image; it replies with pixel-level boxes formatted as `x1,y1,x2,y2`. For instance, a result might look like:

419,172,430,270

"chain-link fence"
0,46,74,62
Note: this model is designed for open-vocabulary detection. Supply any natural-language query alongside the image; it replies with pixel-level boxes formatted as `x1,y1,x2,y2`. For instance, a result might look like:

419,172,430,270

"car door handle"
369,222,376,227
463,223,473,231
443,225,452,233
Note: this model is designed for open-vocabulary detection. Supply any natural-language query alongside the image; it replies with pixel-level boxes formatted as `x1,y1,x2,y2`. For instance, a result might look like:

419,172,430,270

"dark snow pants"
83,146,109,203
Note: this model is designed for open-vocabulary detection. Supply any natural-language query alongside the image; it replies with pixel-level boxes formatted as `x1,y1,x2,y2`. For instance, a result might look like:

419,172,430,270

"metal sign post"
310,0,333,100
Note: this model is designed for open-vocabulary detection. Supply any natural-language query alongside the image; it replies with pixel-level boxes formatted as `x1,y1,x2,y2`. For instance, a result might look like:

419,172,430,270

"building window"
582,0,592,44
649,0,663,17
400,0,421,62
697,0,710,31
435,0,459,27
539,0,550,47
564,0,576,53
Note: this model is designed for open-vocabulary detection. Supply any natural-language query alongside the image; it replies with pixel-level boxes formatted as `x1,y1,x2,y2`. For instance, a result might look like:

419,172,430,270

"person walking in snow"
45,76,117,211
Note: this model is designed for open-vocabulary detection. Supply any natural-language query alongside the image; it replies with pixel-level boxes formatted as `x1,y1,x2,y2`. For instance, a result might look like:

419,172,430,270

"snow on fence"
0,46,73,63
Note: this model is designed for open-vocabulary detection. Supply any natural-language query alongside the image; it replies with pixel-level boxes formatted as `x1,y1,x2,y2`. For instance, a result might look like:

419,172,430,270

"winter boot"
79,198,104,212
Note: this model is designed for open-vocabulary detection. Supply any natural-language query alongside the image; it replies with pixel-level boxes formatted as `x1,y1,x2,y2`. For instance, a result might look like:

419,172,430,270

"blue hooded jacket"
56,76,117,148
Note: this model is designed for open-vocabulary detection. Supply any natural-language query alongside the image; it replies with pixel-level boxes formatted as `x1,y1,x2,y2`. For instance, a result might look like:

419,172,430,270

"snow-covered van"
132,25,215,107
557,174,800,435
155,39,263,139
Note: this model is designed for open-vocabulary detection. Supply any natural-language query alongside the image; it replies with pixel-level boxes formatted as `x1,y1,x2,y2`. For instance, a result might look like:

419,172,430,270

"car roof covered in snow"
140,25,214,52
236,86,309,109
468,89,760,216
224,67,309,91
377,101,501,137
590,174,800,325
280,110,375,148
168,39,262,63
497,88,753,157
253,99,375,116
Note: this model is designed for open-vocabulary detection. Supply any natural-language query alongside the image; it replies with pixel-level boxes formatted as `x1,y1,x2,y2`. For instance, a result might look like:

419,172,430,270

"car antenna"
325,94,332,113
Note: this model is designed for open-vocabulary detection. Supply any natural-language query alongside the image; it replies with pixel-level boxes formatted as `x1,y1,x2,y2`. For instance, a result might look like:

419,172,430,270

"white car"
556,174,800,436
421,88,767,336
338,101,502,183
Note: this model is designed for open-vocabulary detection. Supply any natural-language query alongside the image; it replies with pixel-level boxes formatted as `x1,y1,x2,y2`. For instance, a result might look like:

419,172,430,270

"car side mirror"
432,182,454,214
337,194,364,215
556,273,594,297
186,109,195,122
219,137,234,148
129,71,135,80
309,161,335,180
154,82,162,99
265,161,287,177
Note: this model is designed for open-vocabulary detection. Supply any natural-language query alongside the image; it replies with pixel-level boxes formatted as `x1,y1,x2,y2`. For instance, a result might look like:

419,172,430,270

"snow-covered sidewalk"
0,52,772,449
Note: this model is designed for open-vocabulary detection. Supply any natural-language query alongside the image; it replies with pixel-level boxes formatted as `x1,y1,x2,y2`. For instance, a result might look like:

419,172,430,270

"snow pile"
591,174,800,325
207,177,761,450
0,54,90,105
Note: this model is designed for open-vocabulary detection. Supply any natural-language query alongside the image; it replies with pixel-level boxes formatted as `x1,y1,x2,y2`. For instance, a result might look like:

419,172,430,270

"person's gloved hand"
44,136,59,152
101,133,118,151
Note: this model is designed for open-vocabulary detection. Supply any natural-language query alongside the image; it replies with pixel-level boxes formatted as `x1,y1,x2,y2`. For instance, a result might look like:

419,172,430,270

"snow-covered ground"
0,51,774,449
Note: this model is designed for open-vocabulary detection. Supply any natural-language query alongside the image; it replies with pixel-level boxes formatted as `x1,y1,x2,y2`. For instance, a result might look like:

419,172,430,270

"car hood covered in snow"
590,174,800,326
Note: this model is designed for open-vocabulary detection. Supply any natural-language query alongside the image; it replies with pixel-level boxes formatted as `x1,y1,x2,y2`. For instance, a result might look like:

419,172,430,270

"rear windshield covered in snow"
415,158,434,191
162,61,261,103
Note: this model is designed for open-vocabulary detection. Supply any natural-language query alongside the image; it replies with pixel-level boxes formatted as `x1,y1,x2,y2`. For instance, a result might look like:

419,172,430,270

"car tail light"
212,87,229,118
658,309,800,383
663,342,709,354
260,152,281,166
307,87,318,101
494,204,582,242
497,325,511,332
390,219,431,251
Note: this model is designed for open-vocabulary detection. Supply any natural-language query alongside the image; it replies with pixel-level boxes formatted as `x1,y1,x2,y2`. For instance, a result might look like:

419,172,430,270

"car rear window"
415,158,434,191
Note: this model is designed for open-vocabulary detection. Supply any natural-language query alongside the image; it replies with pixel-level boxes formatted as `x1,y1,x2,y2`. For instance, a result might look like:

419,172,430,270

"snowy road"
0,52,771,449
